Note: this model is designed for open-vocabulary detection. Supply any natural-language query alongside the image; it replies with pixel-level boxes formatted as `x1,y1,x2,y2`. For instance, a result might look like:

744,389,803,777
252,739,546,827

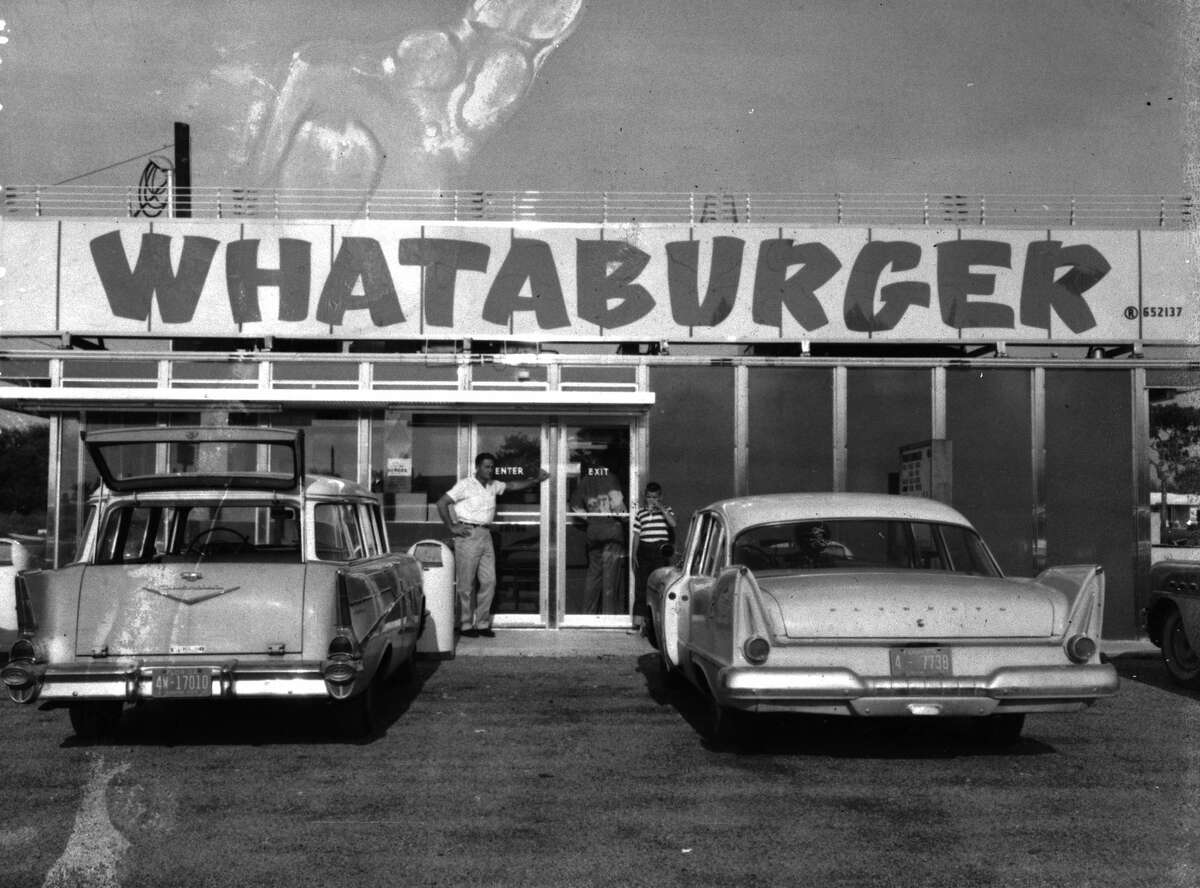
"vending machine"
897,439,953,503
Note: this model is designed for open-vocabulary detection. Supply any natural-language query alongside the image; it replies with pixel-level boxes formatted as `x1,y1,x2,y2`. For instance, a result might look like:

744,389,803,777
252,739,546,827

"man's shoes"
477,628,496,638
461,628,479,638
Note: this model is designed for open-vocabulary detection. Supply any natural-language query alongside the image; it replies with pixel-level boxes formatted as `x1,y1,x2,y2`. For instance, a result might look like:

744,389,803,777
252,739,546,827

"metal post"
832,366,848,491
1030,367,1047,575
734,364,749,497
1131,367,1151,638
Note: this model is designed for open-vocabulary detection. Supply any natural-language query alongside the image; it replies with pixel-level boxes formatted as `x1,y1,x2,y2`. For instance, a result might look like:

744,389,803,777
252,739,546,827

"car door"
661,511,724,670
685,515,728,662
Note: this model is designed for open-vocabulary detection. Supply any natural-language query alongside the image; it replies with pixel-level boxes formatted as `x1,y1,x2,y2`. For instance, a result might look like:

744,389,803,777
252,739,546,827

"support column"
832,366,848,492
1030,367,1047,574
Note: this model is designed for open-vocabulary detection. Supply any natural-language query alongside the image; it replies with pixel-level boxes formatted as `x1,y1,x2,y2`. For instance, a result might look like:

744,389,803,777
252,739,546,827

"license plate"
151,669,213,698
889,646,952,677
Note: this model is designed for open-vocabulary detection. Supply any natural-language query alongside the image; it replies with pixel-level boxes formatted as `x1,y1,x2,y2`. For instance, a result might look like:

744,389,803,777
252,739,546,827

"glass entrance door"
560,423,633,627
475,422,548,626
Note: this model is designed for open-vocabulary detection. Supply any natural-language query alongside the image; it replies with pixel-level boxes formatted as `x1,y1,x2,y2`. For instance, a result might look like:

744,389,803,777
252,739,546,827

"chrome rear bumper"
717,663,1119,716
3,658,333,704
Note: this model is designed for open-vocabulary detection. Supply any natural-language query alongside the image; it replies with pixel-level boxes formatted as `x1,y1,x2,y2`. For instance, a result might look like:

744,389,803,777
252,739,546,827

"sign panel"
0,218,1190,344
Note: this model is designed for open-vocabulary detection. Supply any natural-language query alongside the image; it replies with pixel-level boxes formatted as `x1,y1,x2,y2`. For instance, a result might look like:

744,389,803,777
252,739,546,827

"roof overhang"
0,386,655,414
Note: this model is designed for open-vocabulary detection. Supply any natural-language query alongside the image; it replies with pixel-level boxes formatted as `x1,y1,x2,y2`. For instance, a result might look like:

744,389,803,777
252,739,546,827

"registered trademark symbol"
1124,306,1139,320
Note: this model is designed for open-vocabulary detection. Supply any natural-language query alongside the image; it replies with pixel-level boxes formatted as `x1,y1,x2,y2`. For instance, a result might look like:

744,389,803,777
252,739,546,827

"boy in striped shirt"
631,482,676,634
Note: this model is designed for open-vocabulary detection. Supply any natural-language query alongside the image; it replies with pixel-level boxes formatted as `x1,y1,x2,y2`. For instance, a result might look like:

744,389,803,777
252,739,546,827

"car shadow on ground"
1107,650,1200,702
55,657,444,748
635,652,1055,758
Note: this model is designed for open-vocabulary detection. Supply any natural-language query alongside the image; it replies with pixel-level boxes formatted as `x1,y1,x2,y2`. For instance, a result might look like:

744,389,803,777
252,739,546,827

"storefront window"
1045,369,1133,638
279,411,357,481
0,409,50,568
1149,387,1200,551
947,368,1033,574
747,368,833,493
369,411,458,552
846,369,931,494
648,367,734,530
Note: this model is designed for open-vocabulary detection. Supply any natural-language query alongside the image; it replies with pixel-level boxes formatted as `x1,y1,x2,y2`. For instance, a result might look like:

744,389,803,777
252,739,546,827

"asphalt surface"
0,634,1178,888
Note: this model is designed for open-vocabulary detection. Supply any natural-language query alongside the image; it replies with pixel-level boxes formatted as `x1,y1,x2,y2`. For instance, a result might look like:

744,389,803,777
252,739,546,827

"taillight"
1,638,41,703
336,571,351,627
8,638,35,662
323,631,361,697
743,635,770,664
1065,634,1097,664
14,574,35,634
328,635,354,657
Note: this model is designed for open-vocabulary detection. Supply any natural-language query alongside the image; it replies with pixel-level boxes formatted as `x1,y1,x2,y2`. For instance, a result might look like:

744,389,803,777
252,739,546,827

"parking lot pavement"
445,628,648,657
441,629,1160,659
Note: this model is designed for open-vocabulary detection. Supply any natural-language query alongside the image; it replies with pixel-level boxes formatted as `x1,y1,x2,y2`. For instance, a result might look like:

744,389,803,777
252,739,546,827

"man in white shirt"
437,452,549,637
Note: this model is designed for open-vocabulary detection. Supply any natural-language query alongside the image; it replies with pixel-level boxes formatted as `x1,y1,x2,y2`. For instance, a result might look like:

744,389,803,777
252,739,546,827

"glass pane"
1045,370,1133,638
0,410,49,566
90,437,289,484
732,519,1000,576
847,369,931,494
1150,388,1200,550
565,425,630,616
279,411,357,481
947,368,1032,575
748,368,833,493
648,366,734,535
478,424,543,618
369,411,457,552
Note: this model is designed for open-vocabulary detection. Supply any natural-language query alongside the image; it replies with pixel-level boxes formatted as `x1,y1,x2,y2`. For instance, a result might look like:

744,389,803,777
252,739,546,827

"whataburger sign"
0,219,1193,343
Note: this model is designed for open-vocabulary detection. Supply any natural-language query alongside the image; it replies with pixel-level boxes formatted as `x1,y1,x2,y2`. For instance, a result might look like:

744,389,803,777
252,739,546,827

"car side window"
98,505,161,564
314,503,368,561
689,515,726,578
314,504,349,561
356,503,383,557
684,513,714,575
701,525,727,576
911,522,947,570
939,524,1000,576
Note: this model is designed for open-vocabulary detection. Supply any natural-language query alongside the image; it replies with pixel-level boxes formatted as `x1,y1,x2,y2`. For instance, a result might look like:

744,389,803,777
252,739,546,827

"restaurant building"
0,188,1196,639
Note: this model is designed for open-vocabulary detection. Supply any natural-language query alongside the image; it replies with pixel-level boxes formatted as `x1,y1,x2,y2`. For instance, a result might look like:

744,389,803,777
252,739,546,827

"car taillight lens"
0,660,34,689
323,657,358,685
336,571,352,628
743,635,770,664
1,638,41,702
14,575,35,633
1065,634,1097,664
323,633,361,691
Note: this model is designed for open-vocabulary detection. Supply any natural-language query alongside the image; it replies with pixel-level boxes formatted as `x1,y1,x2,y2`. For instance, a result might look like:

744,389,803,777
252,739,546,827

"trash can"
409,539,456,659
0,539,18,647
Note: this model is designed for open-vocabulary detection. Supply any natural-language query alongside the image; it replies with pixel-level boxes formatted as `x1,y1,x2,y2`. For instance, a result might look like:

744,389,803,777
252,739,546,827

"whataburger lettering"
88,229,1112,336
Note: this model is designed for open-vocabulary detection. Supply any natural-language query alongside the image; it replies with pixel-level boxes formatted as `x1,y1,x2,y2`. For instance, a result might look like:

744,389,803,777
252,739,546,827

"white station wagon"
647,493,1119,746
1,427,425,739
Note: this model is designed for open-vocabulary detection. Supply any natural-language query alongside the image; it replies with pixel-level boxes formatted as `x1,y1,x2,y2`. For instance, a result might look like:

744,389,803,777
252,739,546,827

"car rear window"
732,519,1001,576
88,437,298,491
96,502,302,564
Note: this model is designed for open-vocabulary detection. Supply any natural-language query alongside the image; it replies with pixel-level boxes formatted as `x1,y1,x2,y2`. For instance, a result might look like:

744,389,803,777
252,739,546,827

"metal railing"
2,185,1196,228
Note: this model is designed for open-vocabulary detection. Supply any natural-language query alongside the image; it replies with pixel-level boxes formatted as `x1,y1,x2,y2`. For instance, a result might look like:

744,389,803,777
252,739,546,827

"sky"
0,0,1189,197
